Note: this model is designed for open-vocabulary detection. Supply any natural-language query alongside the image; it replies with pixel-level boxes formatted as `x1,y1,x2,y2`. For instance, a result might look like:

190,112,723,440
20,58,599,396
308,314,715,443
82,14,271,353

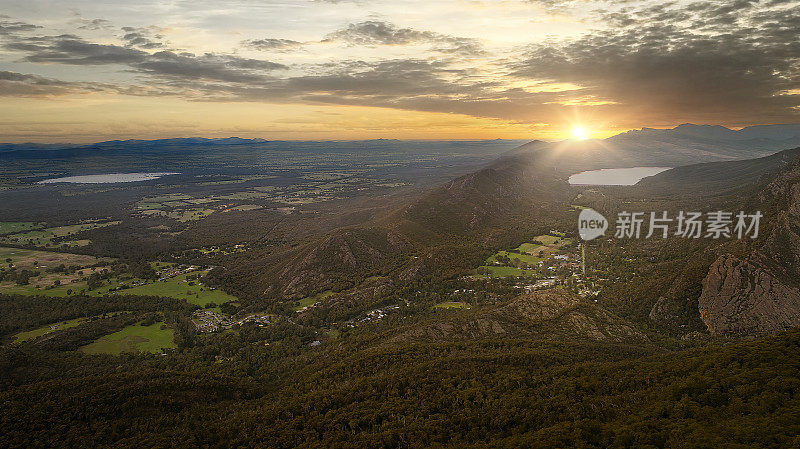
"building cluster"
345,304,401,327
157,264,199,281
192,310,273,333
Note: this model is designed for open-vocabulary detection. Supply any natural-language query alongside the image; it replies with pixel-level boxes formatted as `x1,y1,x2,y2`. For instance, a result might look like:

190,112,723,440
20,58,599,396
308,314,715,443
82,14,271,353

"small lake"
38,172,180,184
568,167,672,186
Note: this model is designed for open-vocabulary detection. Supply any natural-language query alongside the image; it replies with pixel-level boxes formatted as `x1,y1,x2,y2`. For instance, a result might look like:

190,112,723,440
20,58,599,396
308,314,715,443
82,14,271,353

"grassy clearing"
433,301,470,309
293,290,335,312
141,208,216,222
137,203,164,210
0,247,108,269
475,234,574,278
0,221,121,247
486,250,543,265
12,317,88,343
121,271,236,306
186,198,216,204
534,235,561,246
0,255,237,307
0,222,43,235
229,204,262,211
0,247,112,292
0,247,113,290
515,242,541,253
81,321,175,354
61,239,92,247
170,208,215,222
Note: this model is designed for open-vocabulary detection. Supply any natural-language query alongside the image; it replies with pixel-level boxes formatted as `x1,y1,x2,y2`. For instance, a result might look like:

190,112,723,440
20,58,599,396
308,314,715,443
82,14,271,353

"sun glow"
571,126,589,140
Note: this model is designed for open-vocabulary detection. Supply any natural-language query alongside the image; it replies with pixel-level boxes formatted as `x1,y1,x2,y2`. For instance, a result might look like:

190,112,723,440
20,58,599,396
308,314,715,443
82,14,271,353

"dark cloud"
7,34,148,65
509,0,800,125
121,26,164,49
77,18,113,31
2,33,287,84
244,38,304,51
0,17,41,35
137,51,286,83
0,70,108,96
324,21,483,55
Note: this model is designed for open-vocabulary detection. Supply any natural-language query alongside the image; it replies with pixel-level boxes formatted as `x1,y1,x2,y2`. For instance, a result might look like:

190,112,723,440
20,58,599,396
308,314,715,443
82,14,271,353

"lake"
568,167,672,186
38,172,180,184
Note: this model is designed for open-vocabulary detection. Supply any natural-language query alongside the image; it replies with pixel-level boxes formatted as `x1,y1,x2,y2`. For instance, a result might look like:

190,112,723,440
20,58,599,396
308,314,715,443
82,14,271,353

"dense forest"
2,299,799,448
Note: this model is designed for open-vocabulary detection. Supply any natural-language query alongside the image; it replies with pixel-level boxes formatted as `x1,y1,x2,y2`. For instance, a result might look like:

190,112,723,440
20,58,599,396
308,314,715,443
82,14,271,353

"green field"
230,204,262,211
0,222,43,235
0,246,107,268
475,234,575,278
137,202,164,210
0,256,238,307
515,242,542,253
143,208,216,222
0,247,113,294
433,301,470,309
116,272,237,306
293,290,335,311
485,250,543,265
169,208,215,222
80,321,176,354
12,317,88,343
532,235,561,246
0,221,121,247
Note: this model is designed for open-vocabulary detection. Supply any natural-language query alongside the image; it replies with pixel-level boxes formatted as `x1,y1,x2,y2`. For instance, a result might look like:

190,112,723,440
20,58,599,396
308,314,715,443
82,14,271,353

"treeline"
0,293,195,340
1,327,799,448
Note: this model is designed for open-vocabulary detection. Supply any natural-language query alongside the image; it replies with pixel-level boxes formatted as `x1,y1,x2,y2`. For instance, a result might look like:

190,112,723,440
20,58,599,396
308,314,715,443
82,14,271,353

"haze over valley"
3,0,800,447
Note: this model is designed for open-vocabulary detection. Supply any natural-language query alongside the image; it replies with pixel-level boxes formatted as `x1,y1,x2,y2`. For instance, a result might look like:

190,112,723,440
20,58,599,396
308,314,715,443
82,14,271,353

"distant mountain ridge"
0,137,519,154
620,123,800,141
3,123,799,161
634,146,800,196
512,123,800,172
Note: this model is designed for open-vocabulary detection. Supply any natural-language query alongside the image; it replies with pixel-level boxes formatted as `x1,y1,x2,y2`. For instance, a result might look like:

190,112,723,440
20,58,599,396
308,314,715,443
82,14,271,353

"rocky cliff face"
697,160,800,336
698,255,800,336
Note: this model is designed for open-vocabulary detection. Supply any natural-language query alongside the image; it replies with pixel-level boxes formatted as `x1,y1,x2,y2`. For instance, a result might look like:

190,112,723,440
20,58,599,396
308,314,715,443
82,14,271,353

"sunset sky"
1,0,799,142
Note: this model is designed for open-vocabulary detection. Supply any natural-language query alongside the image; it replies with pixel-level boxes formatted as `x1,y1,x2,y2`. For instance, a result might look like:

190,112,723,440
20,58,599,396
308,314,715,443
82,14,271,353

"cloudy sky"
1,0,798,142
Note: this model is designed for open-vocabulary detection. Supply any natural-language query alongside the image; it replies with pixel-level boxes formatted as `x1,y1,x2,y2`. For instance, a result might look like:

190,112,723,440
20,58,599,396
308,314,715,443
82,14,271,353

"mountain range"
513,123,800,172
4,123,800,173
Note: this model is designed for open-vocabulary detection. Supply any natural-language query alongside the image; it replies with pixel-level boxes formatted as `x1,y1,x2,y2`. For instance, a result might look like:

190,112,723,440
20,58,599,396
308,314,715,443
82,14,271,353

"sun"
571,126,589,140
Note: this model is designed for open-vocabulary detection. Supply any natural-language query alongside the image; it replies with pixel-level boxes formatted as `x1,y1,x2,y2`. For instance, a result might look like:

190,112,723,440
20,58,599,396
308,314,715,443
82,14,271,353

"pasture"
12,317,88,343
0,221,121,247
0,222,43,235
294,290,335,312
475,233,574,278
80,321,176,354
122,271,237,306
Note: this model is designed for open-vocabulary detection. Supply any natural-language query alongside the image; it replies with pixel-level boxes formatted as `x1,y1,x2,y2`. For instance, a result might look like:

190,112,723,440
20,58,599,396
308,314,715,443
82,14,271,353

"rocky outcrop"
698,255,800,336
697,159,800,337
